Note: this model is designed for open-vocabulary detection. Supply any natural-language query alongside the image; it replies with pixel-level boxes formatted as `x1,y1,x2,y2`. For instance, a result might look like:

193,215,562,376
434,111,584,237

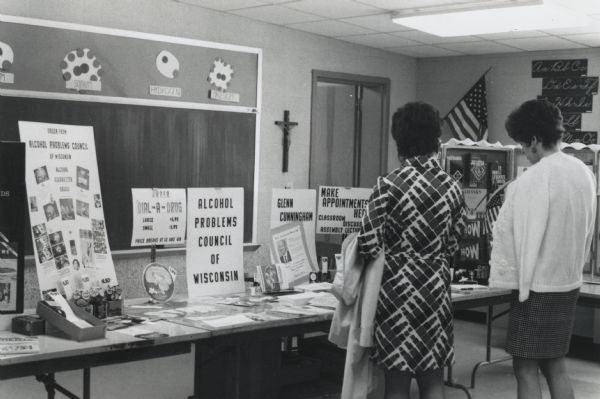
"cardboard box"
36,300,105,341
12,315,45,336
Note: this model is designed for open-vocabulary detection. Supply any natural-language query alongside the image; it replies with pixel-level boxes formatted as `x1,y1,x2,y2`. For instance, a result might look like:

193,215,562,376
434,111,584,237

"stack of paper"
0,335,39,355
277,292,319,307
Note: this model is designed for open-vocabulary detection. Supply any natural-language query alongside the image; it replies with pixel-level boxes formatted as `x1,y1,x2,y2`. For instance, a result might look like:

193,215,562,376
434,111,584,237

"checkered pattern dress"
358,155,466,372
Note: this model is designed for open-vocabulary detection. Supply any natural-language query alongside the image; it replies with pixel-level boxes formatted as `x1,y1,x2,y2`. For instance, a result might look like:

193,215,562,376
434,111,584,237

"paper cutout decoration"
142,263,176,302
208,58,234,90
0,41,14,72
155,50,179,79
60,48,103,91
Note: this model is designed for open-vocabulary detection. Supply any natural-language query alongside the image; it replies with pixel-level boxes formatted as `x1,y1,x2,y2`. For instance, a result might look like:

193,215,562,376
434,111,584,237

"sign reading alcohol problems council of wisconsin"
316,186,371,235
186,188,244,297
130,188,186,247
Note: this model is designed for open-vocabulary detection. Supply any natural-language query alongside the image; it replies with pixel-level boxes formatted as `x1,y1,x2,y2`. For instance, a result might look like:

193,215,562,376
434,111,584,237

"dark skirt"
506,289,579,359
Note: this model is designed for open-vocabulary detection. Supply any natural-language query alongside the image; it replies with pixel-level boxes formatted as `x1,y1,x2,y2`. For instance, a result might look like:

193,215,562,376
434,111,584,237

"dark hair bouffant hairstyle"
391,102,441,158
505,99,564,148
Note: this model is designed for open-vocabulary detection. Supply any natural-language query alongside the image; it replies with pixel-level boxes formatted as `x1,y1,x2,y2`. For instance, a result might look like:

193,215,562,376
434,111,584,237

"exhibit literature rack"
441,139,516,285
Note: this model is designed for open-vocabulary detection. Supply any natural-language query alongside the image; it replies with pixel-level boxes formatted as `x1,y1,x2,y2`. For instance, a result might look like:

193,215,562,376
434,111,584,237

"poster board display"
0,142,25,313
186,187,244,297
316,186,371,235
270,189,317,267
269,222,316,286
130,188,186,247
19,121,117,297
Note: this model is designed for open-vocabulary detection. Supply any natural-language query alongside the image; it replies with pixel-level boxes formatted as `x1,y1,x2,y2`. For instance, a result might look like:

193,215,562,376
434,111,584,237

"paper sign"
186,188,245,297
130,188,186,247
19,121,117,297
270,189,317,267
270,222,317,285
316,186,371,235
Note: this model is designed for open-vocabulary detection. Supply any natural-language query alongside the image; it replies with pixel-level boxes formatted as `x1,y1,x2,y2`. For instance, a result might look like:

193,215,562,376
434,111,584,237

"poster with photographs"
19,121,117,297
0,142,26,313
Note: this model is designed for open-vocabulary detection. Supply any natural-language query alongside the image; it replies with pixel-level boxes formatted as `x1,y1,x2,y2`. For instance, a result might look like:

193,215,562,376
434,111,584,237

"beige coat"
329,233,385,399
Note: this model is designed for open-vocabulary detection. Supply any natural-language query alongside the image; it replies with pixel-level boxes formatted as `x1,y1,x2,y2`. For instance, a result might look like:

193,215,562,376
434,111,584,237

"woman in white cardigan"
489,99,596,399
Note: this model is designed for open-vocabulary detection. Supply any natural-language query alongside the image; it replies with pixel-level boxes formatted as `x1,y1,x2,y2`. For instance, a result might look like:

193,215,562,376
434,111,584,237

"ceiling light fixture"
391,0,591,37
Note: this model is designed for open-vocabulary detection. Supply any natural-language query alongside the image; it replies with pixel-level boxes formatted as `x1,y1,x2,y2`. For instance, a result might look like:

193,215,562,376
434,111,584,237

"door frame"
309,70,391,188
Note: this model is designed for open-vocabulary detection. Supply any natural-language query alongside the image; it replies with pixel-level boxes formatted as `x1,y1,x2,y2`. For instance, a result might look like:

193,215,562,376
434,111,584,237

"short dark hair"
505,99,563,148
392,102,441,158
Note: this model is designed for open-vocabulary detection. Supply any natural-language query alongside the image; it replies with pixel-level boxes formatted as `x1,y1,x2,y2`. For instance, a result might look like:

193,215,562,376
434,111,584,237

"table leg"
36,373,56,399
445,365,472,399
470,304,511,389
83,368,90,399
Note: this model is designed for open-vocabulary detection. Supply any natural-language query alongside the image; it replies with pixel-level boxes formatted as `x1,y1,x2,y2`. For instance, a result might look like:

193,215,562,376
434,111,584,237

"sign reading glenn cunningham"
186,188,244,297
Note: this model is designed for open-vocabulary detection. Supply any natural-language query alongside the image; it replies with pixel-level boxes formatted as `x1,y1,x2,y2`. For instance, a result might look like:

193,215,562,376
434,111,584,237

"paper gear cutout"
208,58,234,90
60,48,103,84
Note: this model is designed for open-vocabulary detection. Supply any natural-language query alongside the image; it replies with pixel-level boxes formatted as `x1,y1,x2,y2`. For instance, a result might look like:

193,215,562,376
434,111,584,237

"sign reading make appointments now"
130,188,186,247
316,186,371,235
186,188,244,297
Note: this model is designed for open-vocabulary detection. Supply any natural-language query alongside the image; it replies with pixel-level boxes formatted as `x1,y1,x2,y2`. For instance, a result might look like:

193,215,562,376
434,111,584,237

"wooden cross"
274,110,298,173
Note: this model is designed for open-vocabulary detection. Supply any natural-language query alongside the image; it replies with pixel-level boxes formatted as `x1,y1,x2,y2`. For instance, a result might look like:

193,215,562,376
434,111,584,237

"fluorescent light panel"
392,0,591,37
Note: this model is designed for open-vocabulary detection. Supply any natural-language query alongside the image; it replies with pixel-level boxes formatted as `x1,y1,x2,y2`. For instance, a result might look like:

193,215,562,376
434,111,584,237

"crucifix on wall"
275,110,298,173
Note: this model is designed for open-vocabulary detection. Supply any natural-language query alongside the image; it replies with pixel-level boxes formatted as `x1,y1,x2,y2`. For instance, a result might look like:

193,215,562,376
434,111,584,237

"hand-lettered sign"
541,77,598,96
563,131,598,145
532,59,587,78
537,95,593,113
562,113,582,130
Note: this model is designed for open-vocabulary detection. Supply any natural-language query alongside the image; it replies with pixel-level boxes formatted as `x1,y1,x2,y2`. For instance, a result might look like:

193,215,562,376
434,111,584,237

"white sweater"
489,151,596,302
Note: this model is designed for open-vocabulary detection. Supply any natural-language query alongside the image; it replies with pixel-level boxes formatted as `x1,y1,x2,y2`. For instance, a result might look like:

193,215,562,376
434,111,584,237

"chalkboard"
0,96,256,251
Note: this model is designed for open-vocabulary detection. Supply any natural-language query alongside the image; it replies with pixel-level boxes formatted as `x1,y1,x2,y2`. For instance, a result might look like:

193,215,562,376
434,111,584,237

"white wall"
416,48,600,144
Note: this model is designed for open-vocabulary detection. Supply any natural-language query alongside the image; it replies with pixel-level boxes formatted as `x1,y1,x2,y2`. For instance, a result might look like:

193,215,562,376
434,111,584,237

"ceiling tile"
540,21,600,36
496,36,589,51
340,33,421,48
284,0,381,19
439,41,522,54
391,30,447,44
387,45,463,58
562,33,600,47
341,13,413,32
230,5,324,25
354,0,467,11
475,30,549,40
178,0,292,11
289,20,375,37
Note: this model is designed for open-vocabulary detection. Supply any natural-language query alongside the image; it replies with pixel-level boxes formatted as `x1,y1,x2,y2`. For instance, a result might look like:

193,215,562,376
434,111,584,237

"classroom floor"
282,319,600,399
1,319,599,398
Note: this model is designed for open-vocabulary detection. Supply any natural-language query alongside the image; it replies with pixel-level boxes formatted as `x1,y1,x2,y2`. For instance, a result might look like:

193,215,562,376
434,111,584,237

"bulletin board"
0,14,262,250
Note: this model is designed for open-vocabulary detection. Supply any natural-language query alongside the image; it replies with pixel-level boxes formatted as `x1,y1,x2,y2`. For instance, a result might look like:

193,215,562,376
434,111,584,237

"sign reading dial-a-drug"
186,188,244,297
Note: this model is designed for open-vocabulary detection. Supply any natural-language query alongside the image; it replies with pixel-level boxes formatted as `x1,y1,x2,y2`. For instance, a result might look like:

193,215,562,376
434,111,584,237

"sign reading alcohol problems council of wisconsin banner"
130,188,186,247
186,188,244,297
316,186,371,235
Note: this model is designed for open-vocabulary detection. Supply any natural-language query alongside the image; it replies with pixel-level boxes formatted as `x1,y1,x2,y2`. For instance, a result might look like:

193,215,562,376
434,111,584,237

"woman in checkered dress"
358,102,466,399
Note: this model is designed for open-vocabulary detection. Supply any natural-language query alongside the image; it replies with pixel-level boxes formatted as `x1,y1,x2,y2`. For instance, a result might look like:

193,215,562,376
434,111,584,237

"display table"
0,288,522,399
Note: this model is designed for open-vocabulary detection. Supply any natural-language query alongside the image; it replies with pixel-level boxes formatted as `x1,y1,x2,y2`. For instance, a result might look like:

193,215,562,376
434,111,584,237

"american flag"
444,74,488,141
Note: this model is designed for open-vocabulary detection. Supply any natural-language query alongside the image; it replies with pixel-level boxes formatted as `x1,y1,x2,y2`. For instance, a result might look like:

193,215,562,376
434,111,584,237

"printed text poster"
316,186,371,235
270,189,317,267
186,188,244,297
131,188,186,247
19,121,117,297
